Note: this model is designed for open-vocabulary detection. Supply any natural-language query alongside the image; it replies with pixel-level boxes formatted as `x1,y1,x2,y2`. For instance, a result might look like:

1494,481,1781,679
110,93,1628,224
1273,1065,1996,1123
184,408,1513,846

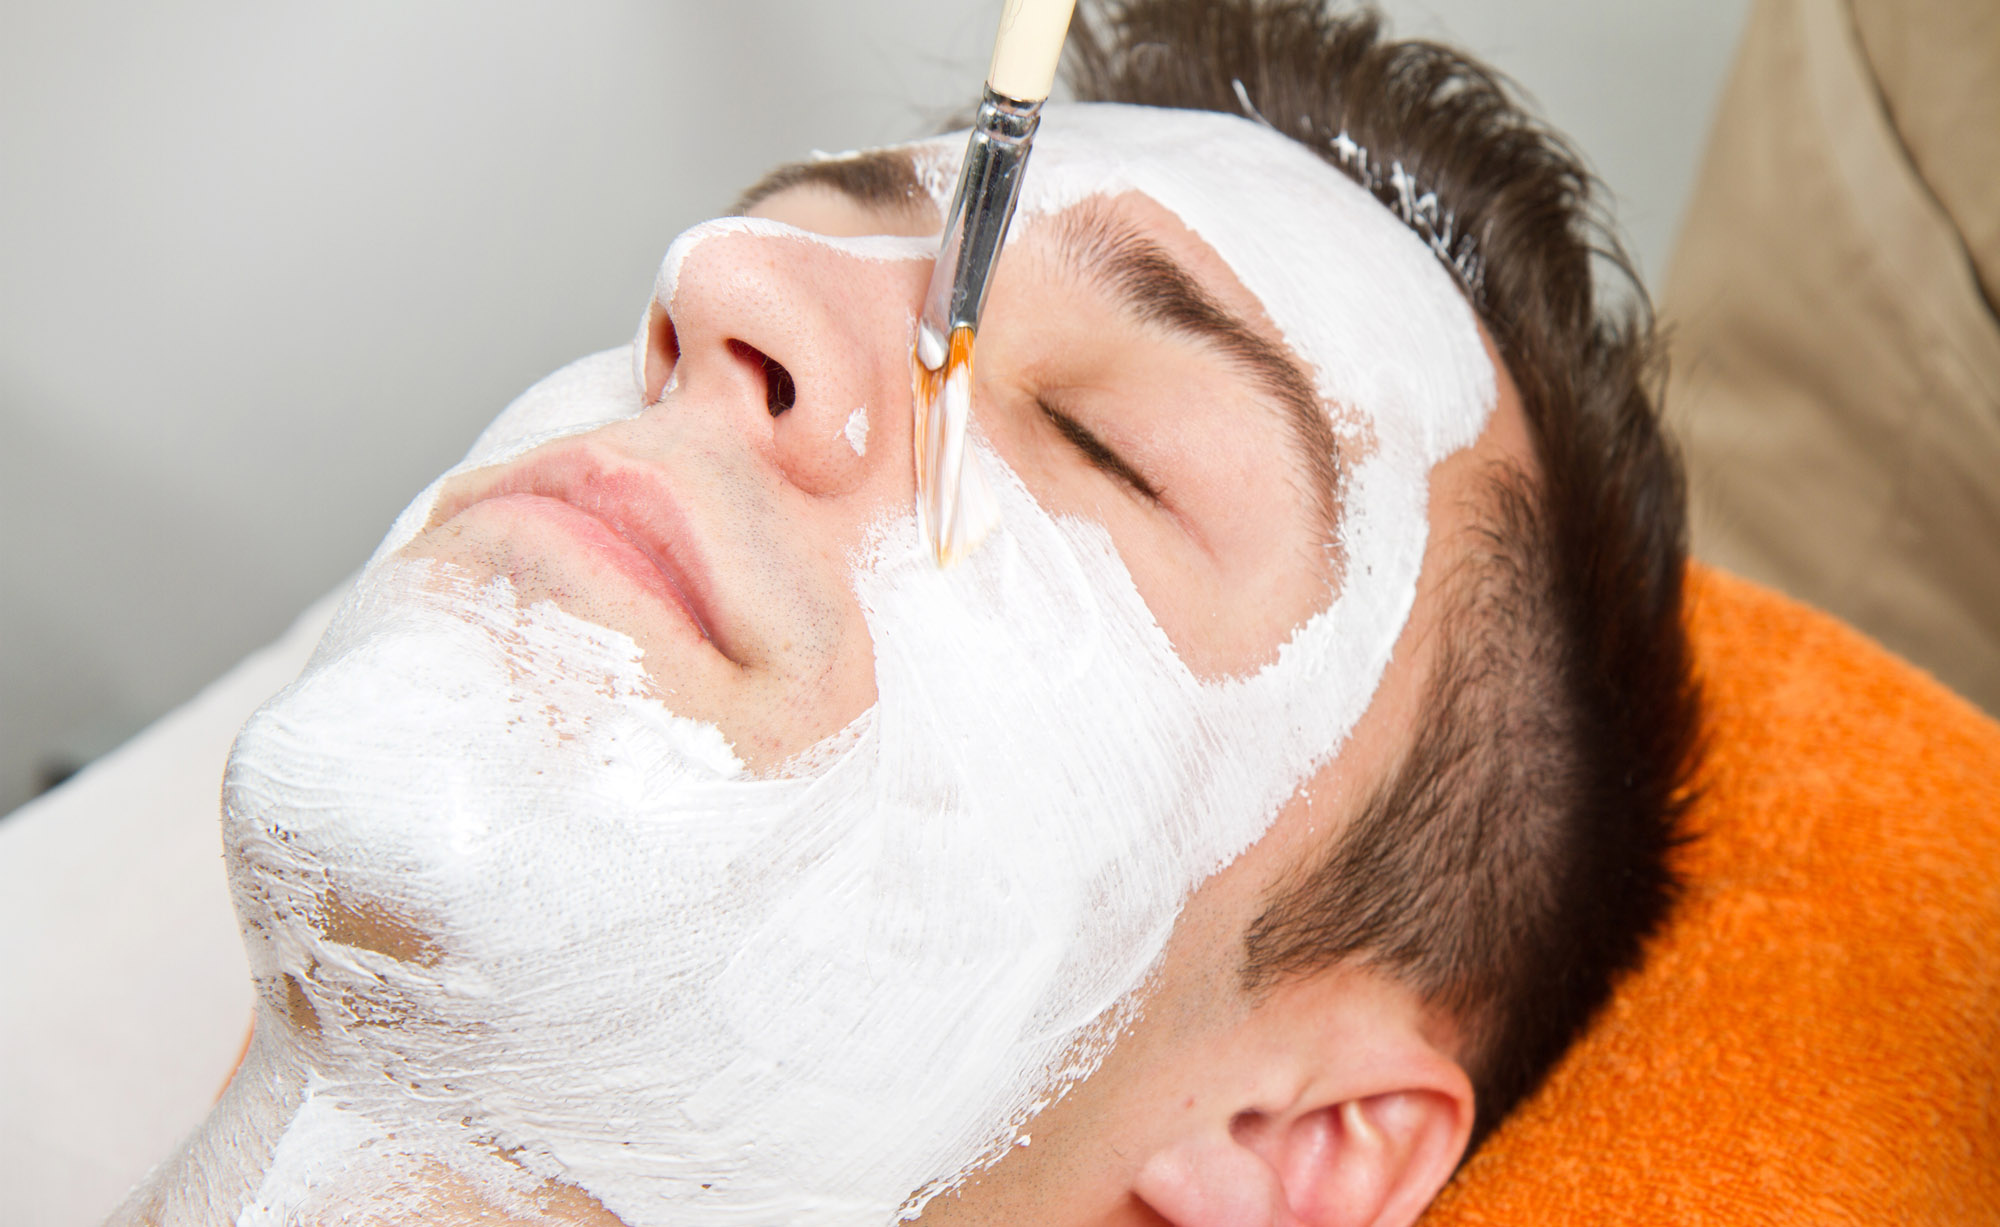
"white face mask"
213,104,1493,1226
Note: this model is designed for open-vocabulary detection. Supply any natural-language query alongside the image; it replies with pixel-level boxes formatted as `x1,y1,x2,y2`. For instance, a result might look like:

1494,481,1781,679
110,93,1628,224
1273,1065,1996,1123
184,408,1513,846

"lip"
428,444,724,652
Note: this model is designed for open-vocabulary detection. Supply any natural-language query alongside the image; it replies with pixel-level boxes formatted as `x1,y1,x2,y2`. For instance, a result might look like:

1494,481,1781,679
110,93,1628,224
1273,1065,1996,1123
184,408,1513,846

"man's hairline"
1238,451,1546,1059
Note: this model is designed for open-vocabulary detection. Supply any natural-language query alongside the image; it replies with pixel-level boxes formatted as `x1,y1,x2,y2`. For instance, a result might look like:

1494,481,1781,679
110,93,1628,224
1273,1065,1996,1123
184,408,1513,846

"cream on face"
187,105,1494,1226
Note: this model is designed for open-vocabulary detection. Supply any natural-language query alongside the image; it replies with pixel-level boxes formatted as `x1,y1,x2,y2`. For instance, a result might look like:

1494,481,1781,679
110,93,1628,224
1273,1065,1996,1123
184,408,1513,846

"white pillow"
0,588,340,1225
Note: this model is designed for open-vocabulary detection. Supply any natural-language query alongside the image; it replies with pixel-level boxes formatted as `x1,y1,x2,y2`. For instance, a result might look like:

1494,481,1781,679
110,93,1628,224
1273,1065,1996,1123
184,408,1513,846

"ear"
1132,1089,1468,1227
1132,1069,1471,1227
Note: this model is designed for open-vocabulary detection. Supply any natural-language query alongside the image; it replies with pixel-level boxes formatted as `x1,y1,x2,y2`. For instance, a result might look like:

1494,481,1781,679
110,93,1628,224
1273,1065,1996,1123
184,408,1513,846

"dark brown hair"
1066,0,1702,1152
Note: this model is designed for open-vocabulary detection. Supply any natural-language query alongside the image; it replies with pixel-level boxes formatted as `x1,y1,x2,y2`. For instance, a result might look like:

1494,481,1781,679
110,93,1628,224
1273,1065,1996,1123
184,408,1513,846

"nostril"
765,358,797,417
645,306,681,403
728,339,797,417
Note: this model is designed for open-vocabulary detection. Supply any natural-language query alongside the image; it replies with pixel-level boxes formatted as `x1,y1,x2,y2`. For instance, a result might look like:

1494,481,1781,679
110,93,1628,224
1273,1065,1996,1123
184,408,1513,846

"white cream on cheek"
844,405,870,456
190,105,1493,1227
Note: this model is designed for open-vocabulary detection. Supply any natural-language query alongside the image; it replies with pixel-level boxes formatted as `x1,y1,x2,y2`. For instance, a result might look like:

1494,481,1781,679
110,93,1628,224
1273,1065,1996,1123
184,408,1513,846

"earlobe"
1133,1088,1469,1227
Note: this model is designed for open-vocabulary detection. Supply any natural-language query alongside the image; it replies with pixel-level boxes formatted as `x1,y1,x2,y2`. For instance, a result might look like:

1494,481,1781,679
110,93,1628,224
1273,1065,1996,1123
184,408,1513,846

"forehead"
776,103,1494,460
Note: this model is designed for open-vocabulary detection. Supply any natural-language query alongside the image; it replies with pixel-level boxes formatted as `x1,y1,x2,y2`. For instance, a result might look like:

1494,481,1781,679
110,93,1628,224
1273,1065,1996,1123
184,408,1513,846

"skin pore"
393,137,1536,1225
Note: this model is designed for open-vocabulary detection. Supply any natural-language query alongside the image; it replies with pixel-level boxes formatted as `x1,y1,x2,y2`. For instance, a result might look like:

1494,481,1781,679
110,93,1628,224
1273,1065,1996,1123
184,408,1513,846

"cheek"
970,372,1335,679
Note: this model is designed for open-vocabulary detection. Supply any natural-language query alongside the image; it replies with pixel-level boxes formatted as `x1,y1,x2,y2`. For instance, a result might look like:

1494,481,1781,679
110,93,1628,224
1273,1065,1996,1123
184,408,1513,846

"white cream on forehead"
175,103,1493,1226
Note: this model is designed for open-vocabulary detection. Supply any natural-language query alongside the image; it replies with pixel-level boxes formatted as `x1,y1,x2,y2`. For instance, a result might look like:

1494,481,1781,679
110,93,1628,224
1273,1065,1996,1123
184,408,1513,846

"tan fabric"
1661,0,2000,714
1851,0,2000,312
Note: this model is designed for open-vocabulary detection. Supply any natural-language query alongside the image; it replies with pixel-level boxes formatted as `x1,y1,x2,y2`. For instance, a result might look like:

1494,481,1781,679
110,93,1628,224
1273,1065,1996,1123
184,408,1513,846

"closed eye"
1036,396,1163,504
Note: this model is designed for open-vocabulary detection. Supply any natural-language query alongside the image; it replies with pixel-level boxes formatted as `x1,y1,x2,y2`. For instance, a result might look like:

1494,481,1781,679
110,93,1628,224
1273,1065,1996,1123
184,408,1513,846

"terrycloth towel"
1423,565,2000,1223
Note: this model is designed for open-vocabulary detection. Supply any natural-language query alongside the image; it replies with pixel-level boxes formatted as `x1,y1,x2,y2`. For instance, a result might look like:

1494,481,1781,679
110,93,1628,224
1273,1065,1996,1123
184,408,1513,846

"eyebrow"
732,148,929,218
735,153,1343,545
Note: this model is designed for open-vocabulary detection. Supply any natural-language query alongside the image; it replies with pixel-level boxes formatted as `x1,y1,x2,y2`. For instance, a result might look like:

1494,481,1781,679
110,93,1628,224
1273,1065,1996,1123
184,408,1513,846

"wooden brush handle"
986,0,1079,103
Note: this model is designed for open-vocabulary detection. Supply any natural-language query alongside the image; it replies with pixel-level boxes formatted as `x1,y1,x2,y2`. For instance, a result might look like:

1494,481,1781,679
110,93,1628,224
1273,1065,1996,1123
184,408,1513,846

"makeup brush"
914,0,1079,566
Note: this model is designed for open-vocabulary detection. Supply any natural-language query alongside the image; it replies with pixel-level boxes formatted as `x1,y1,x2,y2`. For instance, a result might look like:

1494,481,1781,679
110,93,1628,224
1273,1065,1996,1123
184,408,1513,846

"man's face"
223,105,1517,1223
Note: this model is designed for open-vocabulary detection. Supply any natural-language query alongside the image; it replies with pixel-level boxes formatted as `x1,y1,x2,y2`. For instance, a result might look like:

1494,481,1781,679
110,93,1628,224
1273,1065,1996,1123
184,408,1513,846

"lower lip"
466,493,711,641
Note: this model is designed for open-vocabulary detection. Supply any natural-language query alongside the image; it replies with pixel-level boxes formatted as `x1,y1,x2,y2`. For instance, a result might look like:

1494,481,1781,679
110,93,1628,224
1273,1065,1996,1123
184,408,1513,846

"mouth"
426,444,722,651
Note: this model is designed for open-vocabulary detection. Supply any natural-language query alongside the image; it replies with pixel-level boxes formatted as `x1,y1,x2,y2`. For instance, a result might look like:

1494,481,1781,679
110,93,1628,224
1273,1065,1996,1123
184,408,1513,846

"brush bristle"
914,327,1001,566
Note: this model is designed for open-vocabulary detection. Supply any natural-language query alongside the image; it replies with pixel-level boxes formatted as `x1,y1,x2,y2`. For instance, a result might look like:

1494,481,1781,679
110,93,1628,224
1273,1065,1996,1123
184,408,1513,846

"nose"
637,220,931,501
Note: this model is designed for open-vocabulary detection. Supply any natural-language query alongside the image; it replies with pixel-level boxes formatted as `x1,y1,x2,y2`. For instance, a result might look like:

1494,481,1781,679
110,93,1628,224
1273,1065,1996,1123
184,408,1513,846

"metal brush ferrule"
917,88,1043,368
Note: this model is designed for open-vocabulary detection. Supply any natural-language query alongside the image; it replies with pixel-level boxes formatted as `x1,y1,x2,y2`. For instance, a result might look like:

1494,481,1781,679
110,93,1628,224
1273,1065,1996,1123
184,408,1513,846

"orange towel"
1424,565,2000,1224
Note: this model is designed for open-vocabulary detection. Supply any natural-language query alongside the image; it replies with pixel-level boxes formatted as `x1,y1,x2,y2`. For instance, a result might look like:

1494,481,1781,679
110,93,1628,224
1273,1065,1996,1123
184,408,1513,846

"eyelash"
1035,396,1163,504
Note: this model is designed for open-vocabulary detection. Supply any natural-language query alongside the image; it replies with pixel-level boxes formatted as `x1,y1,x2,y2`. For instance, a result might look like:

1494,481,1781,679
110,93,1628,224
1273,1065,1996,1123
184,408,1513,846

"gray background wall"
0,0,1751,817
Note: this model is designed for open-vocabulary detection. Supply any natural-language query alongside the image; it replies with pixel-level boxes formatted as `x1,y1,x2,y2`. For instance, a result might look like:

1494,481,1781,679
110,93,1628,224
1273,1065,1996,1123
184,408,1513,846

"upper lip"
428,442,724,651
